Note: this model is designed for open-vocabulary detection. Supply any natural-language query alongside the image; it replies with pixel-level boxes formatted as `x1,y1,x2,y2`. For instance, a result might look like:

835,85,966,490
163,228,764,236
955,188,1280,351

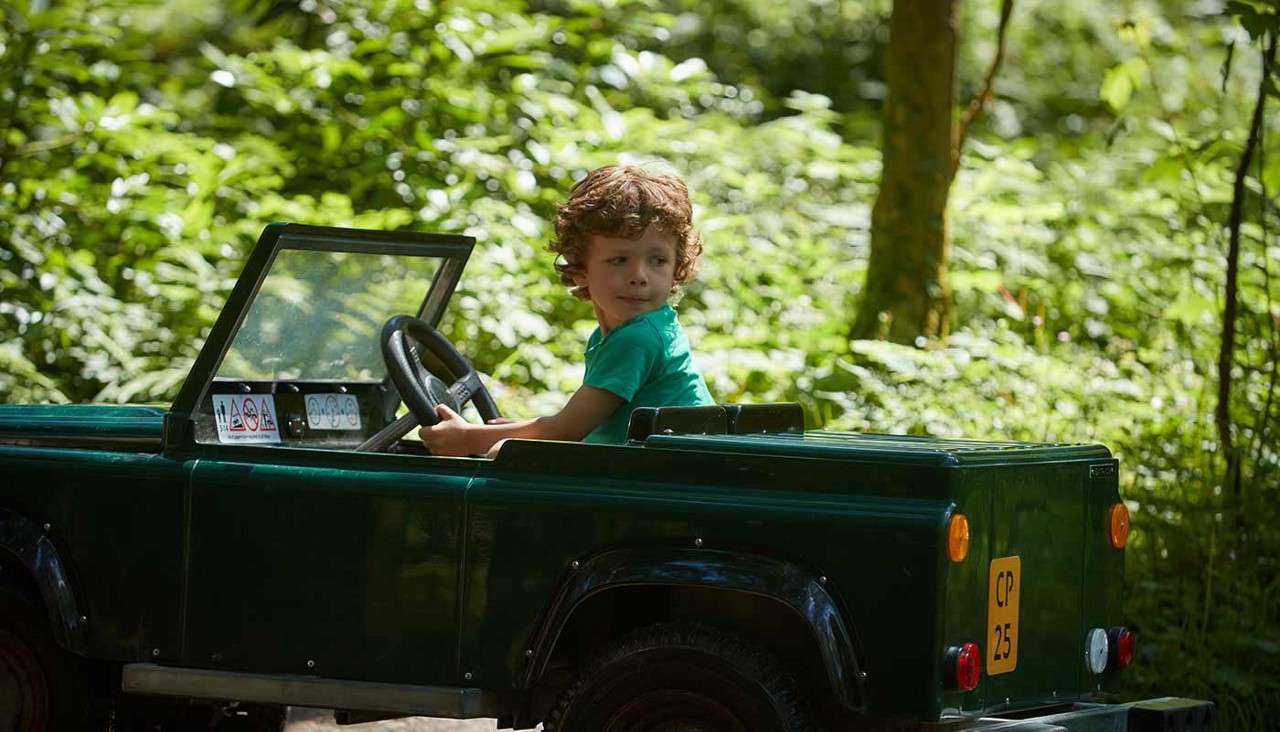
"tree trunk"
852,0,958,343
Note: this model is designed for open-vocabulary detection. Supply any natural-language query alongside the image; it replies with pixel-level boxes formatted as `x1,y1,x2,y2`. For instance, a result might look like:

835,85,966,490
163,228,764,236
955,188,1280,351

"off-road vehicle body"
0,225,1212,731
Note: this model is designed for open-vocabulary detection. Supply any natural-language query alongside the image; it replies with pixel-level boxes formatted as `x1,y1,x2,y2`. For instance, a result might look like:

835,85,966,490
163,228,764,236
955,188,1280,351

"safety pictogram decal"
213,394,281,444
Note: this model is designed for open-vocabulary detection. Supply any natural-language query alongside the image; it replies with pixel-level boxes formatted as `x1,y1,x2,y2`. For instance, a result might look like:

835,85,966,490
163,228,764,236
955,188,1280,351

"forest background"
2,0,1278,727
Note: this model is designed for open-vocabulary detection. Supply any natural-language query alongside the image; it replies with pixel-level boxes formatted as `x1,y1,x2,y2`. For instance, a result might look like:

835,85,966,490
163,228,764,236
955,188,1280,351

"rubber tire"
0,589,90,731
545,622,816,732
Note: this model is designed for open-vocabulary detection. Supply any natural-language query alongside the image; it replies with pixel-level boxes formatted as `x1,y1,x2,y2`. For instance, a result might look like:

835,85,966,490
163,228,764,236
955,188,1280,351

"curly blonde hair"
549,165,703,300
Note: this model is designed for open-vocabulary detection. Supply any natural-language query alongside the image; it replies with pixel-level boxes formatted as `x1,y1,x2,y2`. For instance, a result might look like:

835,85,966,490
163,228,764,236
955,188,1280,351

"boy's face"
574,225,678,334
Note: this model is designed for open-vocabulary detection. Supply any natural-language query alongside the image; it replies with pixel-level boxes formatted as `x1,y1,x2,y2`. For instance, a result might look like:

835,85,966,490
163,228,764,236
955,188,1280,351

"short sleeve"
583,323,661,401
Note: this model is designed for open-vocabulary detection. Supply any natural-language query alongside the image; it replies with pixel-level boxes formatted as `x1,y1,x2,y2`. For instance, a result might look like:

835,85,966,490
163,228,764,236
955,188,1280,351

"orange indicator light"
1108,502,1130,549
948,513,970,562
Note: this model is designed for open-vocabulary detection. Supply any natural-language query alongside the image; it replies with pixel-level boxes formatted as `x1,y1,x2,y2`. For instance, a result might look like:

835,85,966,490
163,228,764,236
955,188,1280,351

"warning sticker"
213,395,281,444
305,393,362,431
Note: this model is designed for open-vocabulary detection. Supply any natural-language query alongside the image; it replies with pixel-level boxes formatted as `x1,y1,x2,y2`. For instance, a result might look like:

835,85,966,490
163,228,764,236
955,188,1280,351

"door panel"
184,457,470,684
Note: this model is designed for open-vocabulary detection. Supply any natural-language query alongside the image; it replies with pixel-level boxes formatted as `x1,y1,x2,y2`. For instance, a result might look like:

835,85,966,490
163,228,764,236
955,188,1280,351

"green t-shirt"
583,304,715,445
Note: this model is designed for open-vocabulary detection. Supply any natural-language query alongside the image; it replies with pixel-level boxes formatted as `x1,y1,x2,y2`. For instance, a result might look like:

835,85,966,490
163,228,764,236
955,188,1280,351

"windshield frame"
164,223,474,450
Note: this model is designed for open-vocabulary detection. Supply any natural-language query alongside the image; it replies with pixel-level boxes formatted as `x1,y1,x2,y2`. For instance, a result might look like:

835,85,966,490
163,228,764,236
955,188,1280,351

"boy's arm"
419,384,623,457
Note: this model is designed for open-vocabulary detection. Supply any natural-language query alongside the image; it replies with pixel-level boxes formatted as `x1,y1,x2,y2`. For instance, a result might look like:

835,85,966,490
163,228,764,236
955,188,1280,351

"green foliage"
2,0,1280,726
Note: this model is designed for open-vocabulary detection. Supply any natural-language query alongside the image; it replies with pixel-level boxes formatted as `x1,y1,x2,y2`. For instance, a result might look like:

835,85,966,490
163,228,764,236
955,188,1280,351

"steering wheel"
380,315,502,428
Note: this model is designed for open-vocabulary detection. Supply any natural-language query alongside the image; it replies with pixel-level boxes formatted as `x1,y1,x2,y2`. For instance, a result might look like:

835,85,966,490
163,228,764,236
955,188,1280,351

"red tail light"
1109,627,1135,669
946,642,982,691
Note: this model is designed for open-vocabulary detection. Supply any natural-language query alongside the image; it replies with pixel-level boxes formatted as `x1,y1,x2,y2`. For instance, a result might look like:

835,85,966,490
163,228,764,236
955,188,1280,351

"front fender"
523,547,866,710
0,508,86,654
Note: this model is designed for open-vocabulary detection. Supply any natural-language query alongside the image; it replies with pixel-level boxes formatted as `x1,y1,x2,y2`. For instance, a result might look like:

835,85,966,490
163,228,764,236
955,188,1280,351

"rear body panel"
473,434,1120,721
940,458,1122,716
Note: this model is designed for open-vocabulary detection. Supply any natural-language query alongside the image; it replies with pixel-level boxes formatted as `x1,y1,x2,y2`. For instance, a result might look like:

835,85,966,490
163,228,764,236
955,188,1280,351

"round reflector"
945,643,982,691
1086,628,1109,674
1109,626,1135,669
1108,502,1130,548
948,514,970,563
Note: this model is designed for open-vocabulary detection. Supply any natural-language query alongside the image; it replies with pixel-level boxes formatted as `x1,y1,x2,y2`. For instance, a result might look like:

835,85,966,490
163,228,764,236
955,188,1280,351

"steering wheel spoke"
447,371,485,409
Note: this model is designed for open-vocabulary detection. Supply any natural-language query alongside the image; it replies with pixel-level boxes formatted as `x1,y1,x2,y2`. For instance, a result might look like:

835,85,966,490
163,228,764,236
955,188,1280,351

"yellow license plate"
987,556,1021,675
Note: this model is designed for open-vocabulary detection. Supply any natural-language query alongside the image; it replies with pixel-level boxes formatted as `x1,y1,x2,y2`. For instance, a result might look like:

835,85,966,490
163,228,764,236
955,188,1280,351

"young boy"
420,165,715,456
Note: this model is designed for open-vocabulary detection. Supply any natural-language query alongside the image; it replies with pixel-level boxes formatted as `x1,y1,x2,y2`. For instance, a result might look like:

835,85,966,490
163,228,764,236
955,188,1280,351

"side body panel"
522,547,867,708
182,450,475,685
0,445,189,661
462,441,955,720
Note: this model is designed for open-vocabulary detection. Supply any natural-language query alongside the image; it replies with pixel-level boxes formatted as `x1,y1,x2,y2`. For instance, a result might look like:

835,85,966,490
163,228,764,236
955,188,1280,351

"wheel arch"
521,548,866,713
0,508,87,654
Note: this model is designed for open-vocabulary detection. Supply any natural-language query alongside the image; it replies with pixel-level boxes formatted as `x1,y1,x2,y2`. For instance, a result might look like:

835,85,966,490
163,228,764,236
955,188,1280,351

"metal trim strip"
121,663,501,717
0,435,162,451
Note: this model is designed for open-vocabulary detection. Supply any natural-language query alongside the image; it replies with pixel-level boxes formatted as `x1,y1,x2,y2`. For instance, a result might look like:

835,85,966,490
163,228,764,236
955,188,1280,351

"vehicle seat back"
626,403,804,442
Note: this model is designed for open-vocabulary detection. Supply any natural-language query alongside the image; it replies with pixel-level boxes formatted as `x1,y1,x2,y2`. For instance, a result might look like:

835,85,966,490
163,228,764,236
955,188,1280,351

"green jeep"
0,225,1213,731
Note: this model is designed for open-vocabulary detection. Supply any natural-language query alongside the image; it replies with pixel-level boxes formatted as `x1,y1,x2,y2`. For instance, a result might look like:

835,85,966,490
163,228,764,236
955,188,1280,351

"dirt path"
284,707,534,731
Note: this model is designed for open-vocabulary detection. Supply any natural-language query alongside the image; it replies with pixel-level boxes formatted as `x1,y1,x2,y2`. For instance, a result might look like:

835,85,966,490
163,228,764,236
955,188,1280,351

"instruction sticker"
213,394,280,444
305,393,362,431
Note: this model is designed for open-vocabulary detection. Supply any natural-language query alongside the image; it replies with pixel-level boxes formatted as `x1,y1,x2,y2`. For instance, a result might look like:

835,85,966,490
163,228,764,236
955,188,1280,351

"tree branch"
951,0,1014,182
16,132,85,157
1249,51,1277,476
1217,33,1276,494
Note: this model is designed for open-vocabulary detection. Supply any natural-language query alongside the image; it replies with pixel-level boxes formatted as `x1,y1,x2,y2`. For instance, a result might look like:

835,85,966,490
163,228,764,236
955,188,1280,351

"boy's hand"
418,404,478,456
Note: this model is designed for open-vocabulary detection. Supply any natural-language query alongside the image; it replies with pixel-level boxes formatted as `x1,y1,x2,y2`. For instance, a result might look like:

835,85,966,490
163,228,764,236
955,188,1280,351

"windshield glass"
217,248,444,381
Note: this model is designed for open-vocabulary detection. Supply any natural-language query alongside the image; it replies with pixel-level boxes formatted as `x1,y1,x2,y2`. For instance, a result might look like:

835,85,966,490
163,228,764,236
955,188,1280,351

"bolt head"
42,523,51,531
694,538,703,547
464,672,473,681
78,615,87,624
151,648,160,657
525,649,534,657
307,659,315,668
819,576,828,585
570,560,579,569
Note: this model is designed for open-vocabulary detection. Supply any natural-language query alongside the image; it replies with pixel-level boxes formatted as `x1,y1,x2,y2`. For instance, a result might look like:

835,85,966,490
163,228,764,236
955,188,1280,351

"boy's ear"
570,268,588,288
